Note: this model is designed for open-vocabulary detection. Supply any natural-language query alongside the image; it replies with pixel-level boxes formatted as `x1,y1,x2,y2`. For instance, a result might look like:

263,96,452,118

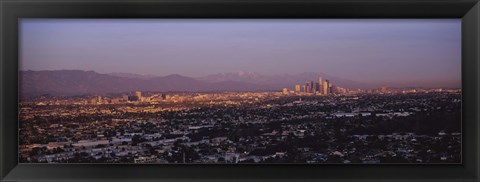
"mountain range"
20,70,370,97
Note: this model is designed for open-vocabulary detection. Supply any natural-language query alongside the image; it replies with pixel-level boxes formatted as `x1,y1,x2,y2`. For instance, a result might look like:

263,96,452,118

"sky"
20,19,461,86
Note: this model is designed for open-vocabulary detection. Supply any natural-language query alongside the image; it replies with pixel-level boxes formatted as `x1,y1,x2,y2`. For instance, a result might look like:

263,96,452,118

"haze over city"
20,19,461,88
19,19,462,164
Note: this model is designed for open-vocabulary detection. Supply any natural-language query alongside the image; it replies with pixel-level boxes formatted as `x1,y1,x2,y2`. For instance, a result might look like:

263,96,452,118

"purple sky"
20,19,461,87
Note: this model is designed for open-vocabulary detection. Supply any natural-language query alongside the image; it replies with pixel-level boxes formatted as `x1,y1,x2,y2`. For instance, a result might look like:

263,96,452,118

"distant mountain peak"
165,73,183,77
198,71,264,83
162,74,193,80
108,72,157,79
215,71,261,77
234,70,259,76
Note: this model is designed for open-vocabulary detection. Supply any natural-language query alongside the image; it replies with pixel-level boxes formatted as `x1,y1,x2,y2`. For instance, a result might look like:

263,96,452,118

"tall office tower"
310,81,315,93
314,82,320,94
323,80,330,95
135,91,142,99
326,80,331,94
312,82,317,93
318,77,323,95
305,82,311,93
295,84,301,93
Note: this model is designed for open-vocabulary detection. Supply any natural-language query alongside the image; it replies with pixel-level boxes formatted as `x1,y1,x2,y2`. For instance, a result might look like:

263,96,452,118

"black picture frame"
1,0,479,181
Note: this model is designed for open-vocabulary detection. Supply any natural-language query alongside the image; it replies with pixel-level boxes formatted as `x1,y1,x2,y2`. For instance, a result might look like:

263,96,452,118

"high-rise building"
305,82,310,93
295,85,301,93
315,82,320,94
318,77,323,95
326,80,331,94
310,81,315,93
323,80,330,95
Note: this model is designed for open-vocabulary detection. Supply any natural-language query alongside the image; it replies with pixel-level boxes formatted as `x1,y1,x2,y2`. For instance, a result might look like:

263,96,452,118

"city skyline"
19,69,460,98
19,69,461,89
20,19,461,88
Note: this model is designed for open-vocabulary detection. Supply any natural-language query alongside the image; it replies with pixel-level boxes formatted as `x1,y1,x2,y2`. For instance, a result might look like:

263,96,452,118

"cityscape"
284,77,347,95
19,73,461,164
19,19,461,164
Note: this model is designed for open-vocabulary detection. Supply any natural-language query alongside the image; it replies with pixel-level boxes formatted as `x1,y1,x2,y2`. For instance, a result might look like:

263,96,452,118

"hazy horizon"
19,69,460,89
20,19,461,88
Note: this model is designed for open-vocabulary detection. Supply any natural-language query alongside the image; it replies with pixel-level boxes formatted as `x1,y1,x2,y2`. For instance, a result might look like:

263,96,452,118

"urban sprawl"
19,77,461,164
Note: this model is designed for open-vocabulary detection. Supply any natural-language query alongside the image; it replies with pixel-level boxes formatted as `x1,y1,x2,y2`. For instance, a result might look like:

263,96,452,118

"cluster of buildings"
283,77,348,95
31,91,285,107
89,91,167,105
